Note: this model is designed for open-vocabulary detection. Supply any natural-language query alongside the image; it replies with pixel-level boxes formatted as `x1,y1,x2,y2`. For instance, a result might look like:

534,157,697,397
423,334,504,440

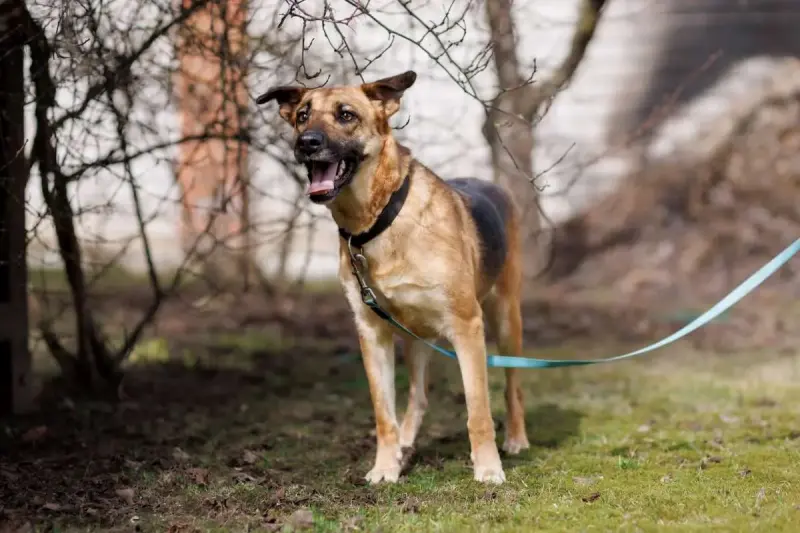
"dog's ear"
361,71,417,117
256,86,308,123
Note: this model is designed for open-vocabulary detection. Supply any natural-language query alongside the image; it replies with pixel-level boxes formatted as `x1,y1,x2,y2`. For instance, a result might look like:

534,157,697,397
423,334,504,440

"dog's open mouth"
306,158,357,201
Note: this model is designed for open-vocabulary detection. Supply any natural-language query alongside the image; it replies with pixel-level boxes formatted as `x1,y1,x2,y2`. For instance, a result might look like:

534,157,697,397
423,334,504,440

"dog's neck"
329,137,410,237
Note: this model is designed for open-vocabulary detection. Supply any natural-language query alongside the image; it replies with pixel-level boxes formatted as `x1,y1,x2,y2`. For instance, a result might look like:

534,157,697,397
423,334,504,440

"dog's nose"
296,130,325,155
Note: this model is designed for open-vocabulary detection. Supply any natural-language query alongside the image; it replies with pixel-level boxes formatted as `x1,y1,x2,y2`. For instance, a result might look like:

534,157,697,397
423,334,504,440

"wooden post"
0,19,31,415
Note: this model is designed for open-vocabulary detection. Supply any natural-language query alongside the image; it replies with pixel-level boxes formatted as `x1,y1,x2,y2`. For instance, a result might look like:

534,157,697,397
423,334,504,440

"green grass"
129,338,800,532
27,266,148,292
8,330,800,532
26,266,343,295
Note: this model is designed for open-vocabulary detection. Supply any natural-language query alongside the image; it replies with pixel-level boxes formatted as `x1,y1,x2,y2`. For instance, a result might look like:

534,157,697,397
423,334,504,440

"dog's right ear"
256,86,308,123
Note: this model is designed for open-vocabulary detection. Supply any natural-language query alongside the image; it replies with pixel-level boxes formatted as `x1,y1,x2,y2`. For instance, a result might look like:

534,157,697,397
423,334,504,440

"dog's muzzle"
294,131,363,203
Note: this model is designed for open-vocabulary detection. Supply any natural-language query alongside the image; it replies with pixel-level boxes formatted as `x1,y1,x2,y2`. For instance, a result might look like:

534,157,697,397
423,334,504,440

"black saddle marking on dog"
446,178,511,282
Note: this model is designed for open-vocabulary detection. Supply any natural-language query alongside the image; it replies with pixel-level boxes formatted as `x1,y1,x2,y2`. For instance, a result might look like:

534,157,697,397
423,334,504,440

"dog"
257,71,529,484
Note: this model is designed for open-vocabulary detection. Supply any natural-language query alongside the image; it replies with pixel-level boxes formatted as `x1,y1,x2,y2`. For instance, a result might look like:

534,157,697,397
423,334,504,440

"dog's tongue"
308,162,338,195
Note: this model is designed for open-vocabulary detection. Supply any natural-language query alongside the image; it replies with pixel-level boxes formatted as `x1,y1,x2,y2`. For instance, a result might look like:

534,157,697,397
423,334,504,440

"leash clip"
347,237,378,308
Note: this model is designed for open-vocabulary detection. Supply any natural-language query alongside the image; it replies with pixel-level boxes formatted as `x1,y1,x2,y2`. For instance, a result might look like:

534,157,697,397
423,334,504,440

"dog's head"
256,71,417,204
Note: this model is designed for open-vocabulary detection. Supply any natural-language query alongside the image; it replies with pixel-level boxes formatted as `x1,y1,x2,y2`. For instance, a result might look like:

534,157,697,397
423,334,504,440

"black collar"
338,168,412,248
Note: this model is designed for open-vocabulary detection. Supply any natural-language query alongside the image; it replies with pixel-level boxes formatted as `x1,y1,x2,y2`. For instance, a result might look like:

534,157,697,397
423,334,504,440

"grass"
28,266,149,292
4,327,800,532
26,266,343,295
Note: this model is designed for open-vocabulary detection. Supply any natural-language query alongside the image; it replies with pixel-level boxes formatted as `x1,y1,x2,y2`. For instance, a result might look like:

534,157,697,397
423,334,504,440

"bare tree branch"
520,0,608,120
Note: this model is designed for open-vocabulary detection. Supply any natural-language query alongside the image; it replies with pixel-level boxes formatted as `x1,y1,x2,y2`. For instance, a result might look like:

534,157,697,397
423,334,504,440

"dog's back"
446,178,513,283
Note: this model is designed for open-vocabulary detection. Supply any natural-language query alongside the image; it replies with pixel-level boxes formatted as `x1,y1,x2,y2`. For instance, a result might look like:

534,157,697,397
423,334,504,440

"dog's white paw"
471,445,506,484
365,465,401,484
365,444,403,484
474,465,506,484
502,435,530,455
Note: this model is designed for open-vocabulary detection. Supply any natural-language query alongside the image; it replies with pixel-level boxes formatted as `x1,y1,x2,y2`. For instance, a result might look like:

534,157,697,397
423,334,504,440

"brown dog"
257,71,528,484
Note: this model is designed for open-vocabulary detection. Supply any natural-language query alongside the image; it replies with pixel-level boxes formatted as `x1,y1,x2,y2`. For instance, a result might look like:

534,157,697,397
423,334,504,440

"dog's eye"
296,110,309,124
338,110,356,123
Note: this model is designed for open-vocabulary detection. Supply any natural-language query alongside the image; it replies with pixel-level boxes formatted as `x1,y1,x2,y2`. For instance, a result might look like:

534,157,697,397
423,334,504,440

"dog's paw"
502,435,530,455
474,465,506,484
471,445,506,484
365,465,401,484
365,444,403,484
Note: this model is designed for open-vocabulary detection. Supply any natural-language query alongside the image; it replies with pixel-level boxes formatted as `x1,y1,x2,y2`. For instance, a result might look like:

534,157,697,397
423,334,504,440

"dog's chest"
371,270,445,316
343,249,448,334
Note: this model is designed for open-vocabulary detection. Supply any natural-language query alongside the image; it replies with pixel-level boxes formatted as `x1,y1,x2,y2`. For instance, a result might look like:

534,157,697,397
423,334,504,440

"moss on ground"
4,332,800,532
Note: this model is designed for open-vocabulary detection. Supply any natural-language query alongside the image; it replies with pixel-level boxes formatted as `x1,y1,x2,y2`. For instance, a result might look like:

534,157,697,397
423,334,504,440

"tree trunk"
482,0,542,279
482,0,608,283
0,0,31,414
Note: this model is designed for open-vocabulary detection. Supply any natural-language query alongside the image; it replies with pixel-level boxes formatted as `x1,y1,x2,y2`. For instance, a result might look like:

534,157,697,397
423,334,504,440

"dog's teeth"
337,161,345,177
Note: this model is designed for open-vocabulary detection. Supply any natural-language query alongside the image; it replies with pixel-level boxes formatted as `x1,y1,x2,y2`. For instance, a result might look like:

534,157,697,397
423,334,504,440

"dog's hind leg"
483,292,530,455
486,217,530,455
399,337,431,450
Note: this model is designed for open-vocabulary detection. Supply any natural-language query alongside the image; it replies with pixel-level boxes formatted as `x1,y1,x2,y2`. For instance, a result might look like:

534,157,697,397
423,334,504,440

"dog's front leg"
356,320,402,484
449,310,505,484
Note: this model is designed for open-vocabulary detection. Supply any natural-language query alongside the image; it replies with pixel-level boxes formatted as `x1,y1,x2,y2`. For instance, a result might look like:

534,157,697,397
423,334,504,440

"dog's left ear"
256,86,308,123
361,70,417,117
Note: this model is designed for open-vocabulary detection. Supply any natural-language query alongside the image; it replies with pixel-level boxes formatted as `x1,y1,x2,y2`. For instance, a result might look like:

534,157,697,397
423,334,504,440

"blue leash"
347,238,800,369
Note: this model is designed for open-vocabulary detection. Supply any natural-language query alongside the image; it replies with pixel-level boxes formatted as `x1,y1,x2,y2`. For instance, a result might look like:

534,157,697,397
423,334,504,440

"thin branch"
520,0,608,120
